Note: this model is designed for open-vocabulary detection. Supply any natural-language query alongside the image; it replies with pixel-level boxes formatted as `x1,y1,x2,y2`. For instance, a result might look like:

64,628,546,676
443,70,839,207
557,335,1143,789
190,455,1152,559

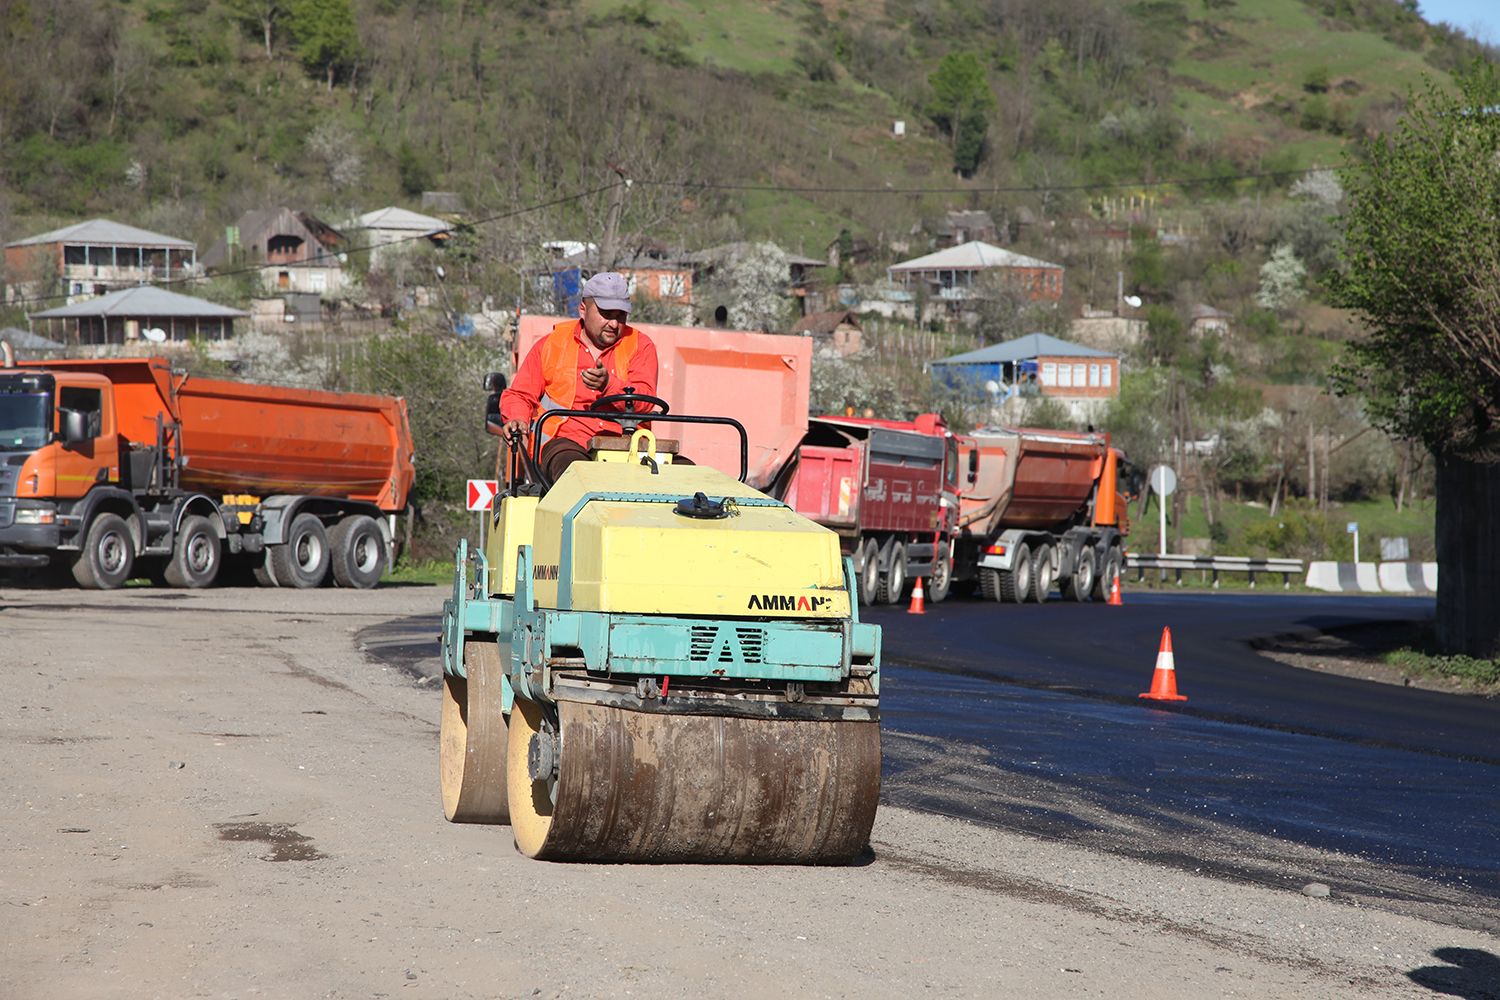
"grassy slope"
1172,0,1450,161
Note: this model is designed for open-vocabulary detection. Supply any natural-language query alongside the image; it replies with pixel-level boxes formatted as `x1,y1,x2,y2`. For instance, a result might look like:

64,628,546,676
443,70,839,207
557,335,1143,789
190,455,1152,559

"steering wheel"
587,392,669,415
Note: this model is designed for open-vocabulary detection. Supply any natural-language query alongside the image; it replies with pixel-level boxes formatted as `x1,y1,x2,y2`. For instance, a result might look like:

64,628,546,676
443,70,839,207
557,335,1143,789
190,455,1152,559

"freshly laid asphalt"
864,590,1500,932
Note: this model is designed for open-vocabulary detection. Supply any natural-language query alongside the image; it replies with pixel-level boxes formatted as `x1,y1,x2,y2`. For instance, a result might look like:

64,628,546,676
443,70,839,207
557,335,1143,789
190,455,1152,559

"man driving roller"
500,271,659,482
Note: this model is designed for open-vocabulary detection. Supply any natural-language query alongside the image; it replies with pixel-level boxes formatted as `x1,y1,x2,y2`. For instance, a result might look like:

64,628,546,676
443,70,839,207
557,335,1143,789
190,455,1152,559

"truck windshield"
0,389,51,451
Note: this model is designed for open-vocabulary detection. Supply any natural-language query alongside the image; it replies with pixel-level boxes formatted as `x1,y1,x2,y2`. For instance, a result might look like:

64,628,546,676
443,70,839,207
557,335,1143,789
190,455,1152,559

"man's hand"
501,419,528,443
581,358,609,392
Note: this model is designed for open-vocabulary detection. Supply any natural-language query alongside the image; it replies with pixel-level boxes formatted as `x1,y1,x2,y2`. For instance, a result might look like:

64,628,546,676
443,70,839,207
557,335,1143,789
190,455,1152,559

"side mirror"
482,372,507,392
485,393,505,436
60,408,91,445
967,448,979,484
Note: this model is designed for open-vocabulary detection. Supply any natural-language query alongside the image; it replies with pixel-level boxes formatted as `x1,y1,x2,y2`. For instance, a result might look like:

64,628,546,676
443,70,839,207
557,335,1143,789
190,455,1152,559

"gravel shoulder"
1250,621,1500,697
2,584,1495,1000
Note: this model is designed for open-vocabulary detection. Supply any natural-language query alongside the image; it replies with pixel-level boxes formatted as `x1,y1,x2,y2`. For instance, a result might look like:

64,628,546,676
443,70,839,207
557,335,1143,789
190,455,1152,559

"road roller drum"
441,407,882,864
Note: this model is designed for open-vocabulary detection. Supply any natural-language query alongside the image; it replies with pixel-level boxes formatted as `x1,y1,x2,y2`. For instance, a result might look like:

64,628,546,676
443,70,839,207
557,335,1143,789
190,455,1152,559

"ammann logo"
747,594,831,612
532,564,560,580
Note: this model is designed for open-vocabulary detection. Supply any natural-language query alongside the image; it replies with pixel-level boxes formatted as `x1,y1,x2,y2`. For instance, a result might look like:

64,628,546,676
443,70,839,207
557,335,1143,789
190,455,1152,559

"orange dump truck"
0,354,414,589
954,427,1133,602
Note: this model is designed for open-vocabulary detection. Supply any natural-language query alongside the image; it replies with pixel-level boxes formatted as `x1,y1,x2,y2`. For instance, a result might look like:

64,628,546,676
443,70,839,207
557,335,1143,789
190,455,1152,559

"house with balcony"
929,332,1118,422
887,241,1064,308
201,209,347,297
5,219,198,306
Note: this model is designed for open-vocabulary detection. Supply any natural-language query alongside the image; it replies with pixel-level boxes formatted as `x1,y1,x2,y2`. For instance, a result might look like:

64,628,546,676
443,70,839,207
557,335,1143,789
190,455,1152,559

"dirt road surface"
2,584,1493,999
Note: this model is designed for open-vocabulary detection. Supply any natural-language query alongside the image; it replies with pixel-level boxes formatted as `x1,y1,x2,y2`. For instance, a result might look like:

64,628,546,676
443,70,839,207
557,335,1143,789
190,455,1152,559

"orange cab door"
53,378,120,499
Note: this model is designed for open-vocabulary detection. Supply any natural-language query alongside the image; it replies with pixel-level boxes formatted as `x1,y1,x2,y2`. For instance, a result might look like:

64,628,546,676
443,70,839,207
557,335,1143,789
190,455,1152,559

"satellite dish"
1124,295,1143,308
143,327,167,343
984,380,1000,395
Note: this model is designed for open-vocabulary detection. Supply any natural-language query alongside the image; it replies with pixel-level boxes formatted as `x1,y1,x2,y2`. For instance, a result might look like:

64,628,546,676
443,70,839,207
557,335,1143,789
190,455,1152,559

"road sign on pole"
467,480,499,511
1150,465,1177,557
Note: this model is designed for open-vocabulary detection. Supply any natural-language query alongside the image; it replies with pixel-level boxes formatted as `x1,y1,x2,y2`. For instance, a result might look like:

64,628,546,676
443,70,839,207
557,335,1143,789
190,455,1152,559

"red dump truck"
783,413,962,605
0,354,414,589
954,427,1133,603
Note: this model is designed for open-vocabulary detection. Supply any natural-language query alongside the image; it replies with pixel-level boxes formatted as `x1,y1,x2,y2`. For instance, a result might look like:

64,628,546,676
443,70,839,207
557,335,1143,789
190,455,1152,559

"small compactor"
439,391,882,863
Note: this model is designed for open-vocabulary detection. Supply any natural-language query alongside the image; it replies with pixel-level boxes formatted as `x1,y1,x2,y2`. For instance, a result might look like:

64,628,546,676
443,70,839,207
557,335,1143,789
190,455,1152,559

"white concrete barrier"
1378,562,1438,593
1306,561,1437,593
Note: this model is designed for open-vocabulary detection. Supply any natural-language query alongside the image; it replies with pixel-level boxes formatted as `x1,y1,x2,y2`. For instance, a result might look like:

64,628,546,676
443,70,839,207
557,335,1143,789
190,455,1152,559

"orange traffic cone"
1107,572,1123,605
1140,626,1187,701
907,575,926,614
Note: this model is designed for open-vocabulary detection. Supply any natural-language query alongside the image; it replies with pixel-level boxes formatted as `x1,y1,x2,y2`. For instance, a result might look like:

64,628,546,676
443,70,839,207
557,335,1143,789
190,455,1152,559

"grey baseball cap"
581,272,631,313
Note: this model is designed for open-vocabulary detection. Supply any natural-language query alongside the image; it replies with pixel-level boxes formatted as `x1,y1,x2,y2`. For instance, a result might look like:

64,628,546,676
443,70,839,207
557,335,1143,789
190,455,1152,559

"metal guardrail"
1128,553,1305,589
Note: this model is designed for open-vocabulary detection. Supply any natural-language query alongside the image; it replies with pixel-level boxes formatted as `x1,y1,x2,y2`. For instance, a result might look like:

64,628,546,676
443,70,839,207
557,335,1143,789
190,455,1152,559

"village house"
682,241,829,320
792,310,863,357
27,286,248,346
532,241,694,316
356,207,452,267
201,209,348,296
5,219,197,305
1190,303,1232,336
934,210,998,247
929,332,1119,422
887,241,1064,311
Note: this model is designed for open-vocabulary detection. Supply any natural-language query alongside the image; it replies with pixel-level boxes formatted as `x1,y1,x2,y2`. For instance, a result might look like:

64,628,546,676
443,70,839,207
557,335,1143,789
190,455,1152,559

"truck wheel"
979,567,1001,601
269,513,330,588
997,542,1030,603
165,515,221,589
927,548,952,603
252,554,278,588
1092,546,1123,602
72,513,135,590
330,515,385,589
1030,544,1055,603
857,538,881,606
1061,547,1094,602
877,540,907,604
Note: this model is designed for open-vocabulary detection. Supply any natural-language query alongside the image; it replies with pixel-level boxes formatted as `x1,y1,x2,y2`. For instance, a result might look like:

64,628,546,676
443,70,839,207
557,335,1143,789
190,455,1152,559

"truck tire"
857,537,881,606
997,542,1030,603
927,547,952,603
252,554,278,588
329,515,385,589
979,567,1001,601
72,513,135,590
164,515,221,589
877,539,907,604
1030,544,1055,603
1060,546,1094,602
1092,545,1122,602
269,513,330,588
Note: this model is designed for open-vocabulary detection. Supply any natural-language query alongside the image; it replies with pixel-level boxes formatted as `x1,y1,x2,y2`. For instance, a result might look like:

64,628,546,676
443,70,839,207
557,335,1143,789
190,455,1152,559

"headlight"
14,509,56,524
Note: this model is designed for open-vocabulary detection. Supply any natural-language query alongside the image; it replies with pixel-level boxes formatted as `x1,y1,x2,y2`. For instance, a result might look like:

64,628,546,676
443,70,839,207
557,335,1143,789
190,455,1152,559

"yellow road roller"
439,392,882,863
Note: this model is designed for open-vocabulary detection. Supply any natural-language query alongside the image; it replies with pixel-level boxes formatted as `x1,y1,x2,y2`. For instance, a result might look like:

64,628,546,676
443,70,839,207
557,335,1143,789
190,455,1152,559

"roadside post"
1150,465,1177,560
1347,521,1359,564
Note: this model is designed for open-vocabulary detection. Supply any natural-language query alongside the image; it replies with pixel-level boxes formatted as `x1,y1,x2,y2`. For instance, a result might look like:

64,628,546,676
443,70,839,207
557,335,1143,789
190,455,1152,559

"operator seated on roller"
500,271,666,483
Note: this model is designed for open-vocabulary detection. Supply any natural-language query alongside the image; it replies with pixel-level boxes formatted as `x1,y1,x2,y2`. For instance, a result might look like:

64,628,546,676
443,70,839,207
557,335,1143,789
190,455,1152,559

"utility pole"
599,162,631,271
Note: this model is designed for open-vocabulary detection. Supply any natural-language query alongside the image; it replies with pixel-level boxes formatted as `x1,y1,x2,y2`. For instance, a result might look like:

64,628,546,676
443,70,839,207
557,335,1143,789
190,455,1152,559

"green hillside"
1,0,1491,258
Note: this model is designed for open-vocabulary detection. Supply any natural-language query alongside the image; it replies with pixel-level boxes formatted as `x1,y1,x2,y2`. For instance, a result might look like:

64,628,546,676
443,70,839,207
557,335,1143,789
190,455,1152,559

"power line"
641,167,1319,196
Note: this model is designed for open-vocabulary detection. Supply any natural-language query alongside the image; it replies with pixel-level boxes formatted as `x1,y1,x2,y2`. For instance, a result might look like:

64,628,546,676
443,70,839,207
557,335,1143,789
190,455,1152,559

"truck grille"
689,625,766,664
0,504,11,528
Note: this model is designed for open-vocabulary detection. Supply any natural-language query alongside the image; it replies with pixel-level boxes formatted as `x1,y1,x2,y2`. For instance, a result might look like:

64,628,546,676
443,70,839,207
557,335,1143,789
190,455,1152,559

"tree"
926,52,995,176
1330,62,1500,657
291,0,360,90
1255,244,1306,312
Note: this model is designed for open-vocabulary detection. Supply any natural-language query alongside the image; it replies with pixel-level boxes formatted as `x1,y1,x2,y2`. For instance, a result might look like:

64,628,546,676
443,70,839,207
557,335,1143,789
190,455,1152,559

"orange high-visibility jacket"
534,320,643,441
